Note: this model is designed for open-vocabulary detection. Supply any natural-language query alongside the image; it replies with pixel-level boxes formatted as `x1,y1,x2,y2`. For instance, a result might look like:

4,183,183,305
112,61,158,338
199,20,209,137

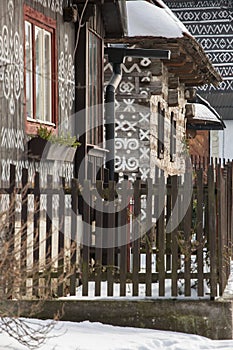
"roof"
126,0,189,38
101,0,127,39
106,0,221,87
186,94,225,130
199,92,233,121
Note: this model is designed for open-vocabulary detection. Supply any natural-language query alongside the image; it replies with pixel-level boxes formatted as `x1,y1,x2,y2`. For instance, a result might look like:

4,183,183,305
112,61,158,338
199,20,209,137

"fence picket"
196,168,204,297
208,162,217,299
157,172,165,297
82,180,91,296
119,179,129,297
170,175,178,297
57,177,65,297
145,178,152,297
132,180,141,296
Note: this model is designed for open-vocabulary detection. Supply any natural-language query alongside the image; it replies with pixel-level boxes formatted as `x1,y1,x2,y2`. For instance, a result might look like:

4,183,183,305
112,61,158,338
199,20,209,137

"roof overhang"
101,0,127,39
105,0,221,87
186,93,225,131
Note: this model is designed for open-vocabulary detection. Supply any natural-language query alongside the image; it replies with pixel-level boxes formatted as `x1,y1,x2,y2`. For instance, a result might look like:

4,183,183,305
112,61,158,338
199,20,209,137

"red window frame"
24,5,58,135
87,29,103,146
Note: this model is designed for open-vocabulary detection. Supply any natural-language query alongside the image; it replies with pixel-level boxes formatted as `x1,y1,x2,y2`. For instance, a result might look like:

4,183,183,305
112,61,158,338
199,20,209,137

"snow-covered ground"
0,318,233,350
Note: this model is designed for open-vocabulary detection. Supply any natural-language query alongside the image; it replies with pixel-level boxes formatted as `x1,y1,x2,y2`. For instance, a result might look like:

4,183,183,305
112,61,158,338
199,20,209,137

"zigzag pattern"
216,66,233,77
186,23,233,35
199,79,233,92
165,1,229,8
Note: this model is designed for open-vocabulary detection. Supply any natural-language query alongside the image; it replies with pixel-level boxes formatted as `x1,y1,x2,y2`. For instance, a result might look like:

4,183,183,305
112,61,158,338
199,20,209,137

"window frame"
24,5,57,135
87,28,103,146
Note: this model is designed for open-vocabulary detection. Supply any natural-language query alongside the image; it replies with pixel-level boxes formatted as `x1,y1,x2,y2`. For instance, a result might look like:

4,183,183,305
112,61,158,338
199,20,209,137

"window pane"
44,31,52,122
88,31,103,145
25,21,33,118
35,26,52,122
35,26,43,120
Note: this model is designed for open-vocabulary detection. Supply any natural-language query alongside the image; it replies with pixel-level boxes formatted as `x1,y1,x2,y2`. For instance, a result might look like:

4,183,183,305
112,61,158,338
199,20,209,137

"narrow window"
87,30,103,145
157,102,165,159
170,111,177,162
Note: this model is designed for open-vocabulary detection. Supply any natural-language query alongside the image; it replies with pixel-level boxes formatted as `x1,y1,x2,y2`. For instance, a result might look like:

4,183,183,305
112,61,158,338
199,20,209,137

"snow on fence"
0,159,232,300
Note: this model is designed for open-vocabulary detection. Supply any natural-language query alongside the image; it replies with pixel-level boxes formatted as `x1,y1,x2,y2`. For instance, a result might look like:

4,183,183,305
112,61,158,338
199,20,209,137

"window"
87,30,103,145
157,102,165,159
24,6,57,133
170,112,176,162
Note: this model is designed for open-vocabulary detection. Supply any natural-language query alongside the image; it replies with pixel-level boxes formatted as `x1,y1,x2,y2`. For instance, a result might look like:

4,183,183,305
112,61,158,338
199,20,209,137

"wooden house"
0,0,125,185
164,0,231,159
104,0,222,179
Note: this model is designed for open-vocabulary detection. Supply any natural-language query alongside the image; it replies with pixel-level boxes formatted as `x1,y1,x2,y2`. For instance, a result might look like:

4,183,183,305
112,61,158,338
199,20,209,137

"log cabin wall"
105,56,187,180
0,0,76,185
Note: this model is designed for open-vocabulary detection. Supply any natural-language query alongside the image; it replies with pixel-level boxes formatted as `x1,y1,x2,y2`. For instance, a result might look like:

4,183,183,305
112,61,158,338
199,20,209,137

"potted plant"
27,126,80,162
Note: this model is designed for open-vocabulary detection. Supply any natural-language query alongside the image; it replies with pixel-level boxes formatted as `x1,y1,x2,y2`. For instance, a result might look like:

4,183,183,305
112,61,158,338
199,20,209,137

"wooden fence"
0,159,232,299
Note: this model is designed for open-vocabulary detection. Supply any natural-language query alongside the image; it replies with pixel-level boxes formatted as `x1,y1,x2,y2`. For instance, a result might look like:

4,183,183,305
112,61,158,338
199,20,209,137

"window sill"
87,144,109,157
26,117,56,135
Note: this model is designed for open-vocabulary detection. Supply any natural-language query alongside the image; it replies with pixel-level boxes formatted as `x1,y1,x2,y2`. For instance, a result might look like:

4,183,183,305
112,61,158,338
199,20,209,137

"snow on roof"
126,0,190,39
191,103,222,124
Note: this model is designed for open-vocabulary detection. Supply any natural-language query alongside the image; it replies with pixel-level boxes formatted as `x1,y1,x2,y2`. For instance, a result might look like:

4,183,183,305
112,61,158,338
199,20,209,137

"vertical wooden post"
208,161,217,299
119,178,129,297
157,171,165,297
196,168,204,297
45,174,53,296
171,175,178,297
132,179,141,296
33,172,40,297
70,178,79,296
107,180,116,297
183,171,192,297
95,180,103,296
145,178,152,297
57,177,65,297
21,168,28,297
82,180,91,296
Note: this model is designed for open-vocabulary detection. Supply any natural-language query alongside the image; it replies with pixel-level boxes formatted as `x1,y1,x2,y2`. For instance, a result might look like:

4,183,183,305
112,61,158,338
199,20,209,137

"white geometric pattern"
32,0,63,15
58,34,75,125
1,127,24,151
164,1,233,91
0,0,24,115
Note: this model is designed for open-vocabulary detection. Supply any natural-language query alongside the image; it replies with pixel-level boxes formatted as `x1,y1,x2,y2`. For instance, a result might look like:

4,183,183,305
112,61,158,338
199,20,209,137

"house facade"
104,0,221,180
0,0,125,186
164,0,233,159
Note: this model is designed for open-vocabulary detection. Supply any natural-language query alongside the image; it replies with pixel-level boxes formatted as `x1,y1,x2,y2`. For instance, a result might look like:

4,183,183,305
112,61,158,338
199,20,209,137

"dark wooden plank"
82,180,91,296
95,180,103,296
208,162,217,299
170,175,178,297
166,176,172,272
145,178,152,297
157,172,165,297
33,171,40,297
57,177,65,298
196,168,204,297
45,174,53,296
70,178,79,296
132,180,141,296
107,180,116,297
7,164,16,298
21,168,28,297
119,178,129,297
183,172,192,297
